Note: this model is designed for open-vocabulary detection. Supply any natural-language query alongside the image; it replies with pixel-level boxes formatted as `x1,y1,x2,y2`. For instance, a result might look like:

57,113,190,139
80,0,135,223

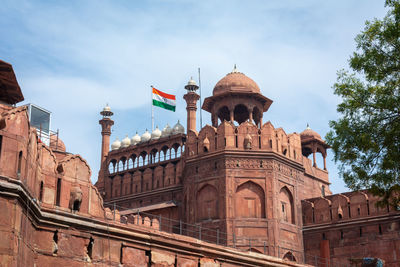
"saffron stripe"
152,93,176,106
152,99,176,111
152,88,175,100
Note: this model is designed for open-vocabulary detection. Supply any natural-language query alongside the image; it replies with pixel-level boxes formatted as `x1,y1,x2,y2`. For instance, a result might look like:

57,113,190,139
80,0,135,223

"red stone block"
122,246,148,267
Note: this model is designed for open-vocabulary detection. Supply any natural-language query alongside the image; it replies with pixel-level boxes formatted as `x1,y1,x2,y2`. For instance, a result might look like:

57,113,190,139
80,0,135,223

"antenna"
198,67,203,129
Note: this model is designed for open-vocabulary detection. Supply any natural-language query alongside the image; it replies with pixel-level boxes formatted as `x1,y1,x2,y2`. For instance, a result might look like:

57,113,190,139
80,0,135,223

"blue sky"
0,0,387,193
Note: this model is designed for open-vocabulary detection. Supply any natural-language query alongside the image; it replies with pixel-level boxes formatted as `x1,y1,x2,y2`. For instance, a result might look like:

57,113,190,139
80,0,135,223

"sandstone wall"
302,191,400,266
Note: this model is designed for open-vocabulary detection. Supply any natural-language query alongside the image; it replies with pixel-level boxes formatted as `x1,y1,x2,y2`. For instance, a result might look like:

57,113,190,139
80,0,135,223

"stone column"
99,118,114,168
212,113,218,127
248,107,253,123
183,92,200,133
312,144,317,167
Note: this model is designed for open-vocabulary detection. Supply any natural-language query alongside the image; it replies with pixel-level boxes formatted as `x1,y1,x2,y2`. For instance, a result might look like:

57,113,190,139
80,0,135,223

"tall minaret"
183,78,200,133
99,104,114,171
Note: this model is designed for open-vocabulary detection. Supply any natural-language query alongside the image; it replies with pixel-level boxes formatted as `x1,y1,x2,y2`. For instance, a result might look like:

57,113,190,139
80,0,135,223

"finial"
232,64,239,73
306,123,311,130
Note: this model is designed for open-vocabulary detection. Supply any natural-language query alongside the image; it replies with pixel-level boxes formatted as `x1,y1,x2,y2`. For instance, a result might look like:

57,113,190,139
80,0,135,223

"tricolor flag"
152,87,176,112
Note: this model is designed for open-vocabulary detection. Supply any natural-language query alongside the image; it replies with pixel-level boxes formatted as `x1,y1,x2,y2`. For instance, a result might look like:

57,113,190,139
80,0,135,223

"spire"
231,64,239,73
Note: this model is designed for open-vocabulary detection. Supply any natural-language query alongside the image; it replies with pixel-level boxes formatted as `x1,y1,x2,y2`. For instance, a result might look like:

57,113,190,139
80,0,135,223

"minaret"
99,104,114,170
183,77,200,133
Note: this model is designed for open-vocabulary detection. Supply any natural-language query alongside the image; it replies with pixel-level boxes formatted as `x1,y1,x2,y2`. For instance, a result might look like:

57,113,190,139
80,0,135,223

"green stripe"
153,99,176,111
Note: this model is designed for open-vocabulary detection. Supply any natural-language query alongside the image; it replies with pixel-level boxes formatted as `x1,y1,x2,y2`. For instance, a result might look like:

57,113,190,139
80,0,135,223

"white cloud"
1,0,388,193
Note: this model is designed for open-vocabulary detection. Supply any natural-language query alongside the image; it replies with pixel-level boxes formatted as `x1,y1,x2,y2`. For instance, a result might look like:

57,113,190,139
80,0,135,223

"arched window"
217,106,230,123
118,160,124,172
196,184,218,221
283,252,296,262
108,161,116,173
127,158,133,169
233,104,249,125
235,181,265,218
279,187,295,224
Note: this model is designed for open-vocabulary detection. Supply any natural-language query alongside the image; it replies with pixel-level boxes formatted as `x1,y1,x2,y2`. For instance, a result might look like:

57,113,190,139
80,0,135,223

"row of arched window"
108,145,185,174
194,181,295,224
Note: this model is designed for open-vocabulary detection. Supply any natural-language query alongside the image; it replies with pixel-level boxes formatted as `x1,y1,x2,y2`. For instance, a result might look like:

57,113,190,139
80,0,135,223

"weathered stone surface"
177,256,197,267
151,250,175,267
200,258,219,267
58,233,86,259
122,246,148,267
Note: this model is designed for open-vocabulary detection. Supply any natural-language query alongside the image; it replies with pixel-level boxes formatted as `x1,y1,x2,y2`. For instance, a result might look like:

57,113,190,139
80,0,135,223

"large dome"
213,67,260,96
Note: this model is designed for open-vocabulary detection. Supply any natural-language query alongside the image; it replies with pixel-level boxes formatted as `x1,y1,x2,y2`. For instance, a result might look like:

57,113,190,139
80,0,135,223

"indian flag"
152,87,176,112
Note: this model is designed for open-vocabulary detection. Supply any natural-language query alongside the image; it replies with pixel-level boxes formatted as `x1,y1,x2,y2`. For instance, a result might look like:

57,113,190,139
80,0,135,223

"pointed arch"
279,186,295,224
108,159,117,174
196,184,218,221
235,181,265,218
283,251,296,262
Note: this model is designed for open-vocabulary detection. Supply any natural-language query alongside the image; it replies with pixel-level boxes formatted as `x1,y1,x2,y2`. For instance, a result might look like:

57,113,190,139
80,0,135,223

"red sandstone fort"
0,59,398,266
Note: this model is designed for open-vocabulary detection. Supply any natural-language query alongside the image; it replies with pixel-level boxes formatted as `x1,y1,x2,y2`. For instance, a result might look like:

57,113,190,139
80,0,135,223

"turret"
99,104,114,171
183,77,200,133
202,65,272,128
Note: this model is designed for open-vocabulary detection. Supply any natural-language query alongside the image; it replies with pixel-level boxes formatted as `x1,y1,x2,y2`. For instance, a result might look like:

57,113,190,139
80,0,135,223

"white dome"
131,132,141,145
111,138,121,150
161,123,172,137
172,120,185,135
151,126,162,140
187,77,197,86
121,135,131,148
103,104,111,112
141,129,151,143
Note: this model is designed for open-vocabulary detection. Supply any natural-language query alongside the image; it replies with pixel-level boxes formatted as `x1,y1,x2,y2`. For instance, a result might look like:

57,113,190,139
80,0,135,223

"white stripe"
153,93,176,106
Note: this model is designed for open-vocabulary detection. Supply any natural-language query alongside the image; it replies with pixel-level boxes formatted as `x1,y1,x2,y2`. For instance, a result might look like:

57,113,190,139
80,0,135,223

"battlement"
186,120,302,163
302,191,400,226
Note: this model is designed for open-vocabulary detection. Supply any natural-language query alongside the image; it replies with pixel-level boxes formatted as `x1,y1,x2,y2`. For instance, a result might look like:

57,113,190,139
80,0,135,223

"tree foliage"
326,0,400,206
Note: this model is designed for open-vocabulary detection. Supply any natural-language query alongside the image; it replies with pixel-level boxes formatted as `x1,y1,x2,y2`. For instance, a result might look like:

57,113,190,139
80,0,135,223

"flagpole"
151,85,154,131
198,67,203,129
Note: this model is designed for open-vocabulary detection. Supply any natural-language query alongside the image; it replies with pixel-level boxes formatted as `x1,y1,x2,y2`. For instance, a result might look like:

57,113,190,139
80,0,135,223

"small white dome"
161,123,172,137
172,120,185,134
121,135,131,148
141,129,151,143
103,104,111,112
111,138,121,150
187,77,197,86
151,126,162,140
131,132,141,145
